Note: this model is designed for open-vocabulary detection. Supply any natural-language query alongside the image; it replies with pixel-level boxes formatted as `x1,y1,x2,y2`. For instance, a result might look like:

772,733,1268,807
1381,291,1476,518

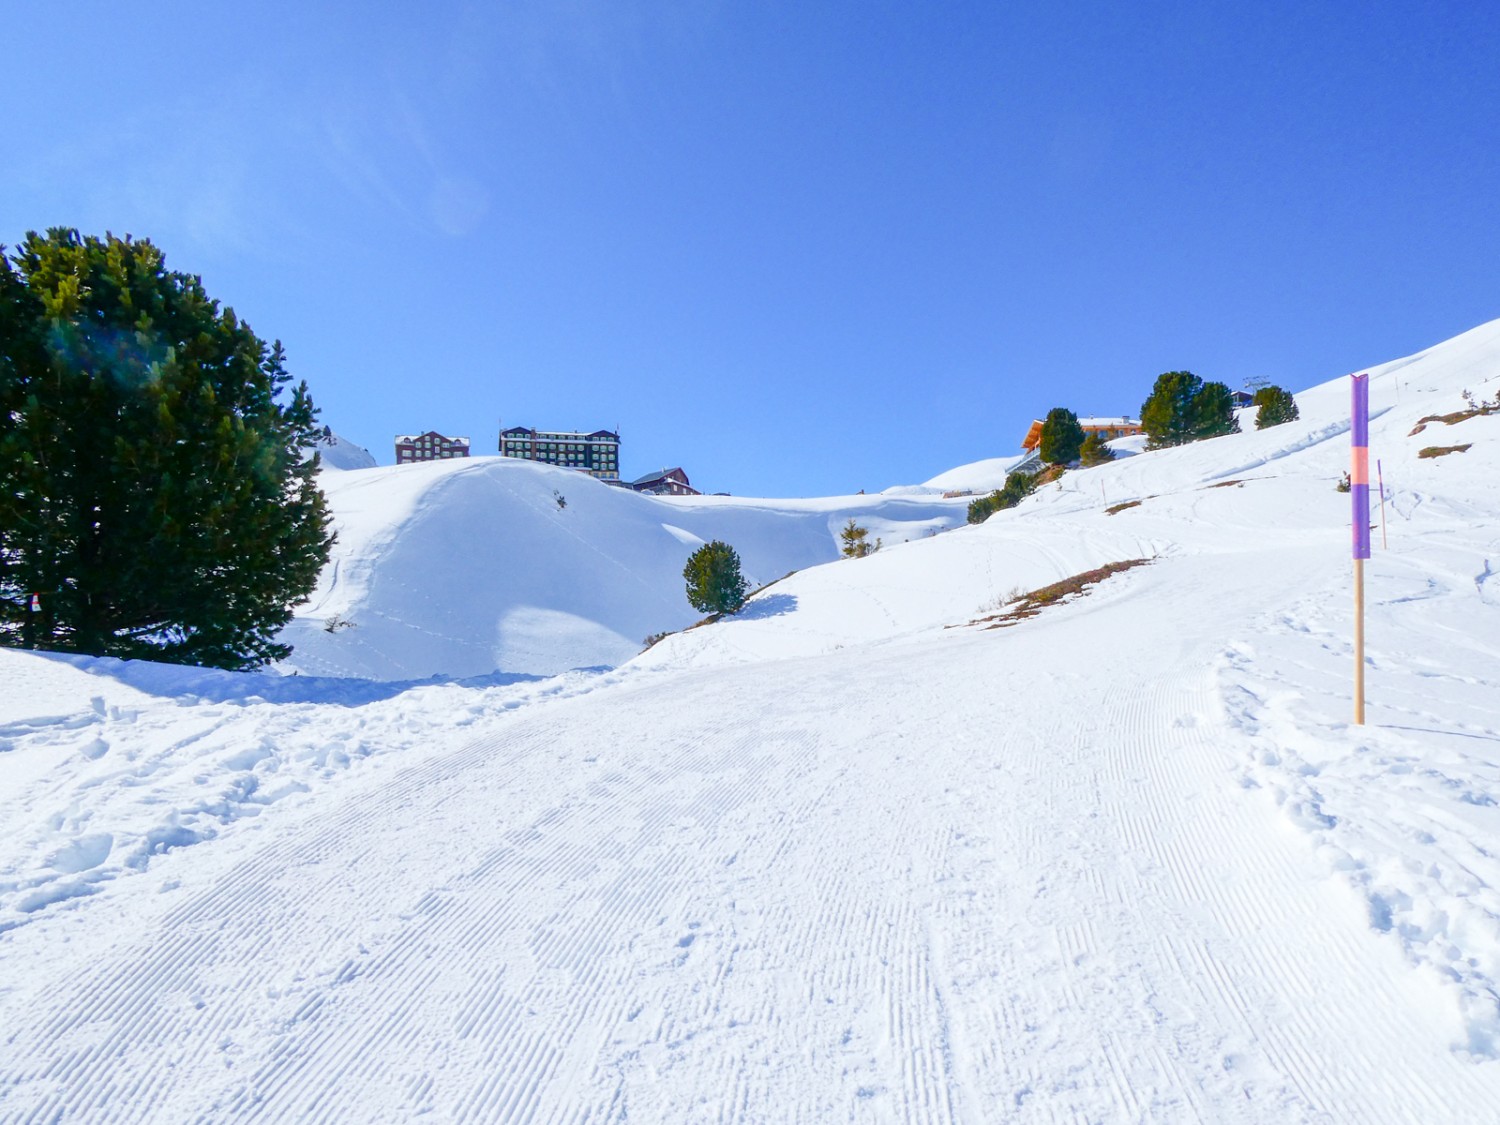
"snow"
282,458,971,679
311,430,378,471
2,317,1500,1120
908,452,1033,494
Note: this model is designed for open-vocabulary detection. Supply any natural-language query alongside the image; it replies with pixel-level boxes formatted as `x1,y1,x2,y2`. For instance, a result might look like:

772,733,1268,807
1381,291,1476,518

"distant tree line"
966,372,1298,525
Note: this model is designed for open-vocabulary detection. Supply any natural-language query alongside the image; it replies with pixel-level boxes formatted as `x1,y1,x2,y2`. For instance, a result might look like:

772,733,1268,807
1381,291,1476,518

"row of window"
504,451,615,465
503,443,616,453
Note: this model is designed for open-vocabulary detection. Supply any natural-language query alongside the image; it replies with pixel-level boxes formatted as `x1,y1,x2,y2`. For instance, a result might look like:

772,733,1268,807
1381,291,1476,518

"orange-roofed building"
1021,416,1143,452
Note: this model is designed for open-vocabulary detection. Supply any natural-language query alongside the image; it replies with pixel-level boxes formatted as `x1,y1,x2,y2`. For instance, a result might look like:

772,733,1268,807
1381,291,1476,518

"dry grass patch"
1409,389,1500,435
1410,408,1497,435
1418,444,1472,459
1105,499,1143,515
958,558,1153,630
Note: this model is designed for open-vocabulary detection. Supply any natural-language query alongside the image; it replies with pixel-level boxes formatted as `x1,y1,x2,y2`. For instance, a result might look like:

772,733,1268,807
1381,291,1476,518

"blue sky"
5,1,1497,496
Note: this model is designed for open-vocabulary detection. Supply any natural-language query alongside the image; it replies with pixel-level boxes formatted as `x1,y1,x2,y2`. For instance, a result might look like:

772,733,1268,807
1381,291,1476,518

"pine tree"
683,540,748,614
0,229,333,668
965,470,1037,523
1191,381,1240,440
996,469,1038,509
1038,407,1085,465
966,492,999,524
1079,431,1116,466
1140,371,1203,449
1253,385,1299,428
839,518,879,557
1140,371,1240,449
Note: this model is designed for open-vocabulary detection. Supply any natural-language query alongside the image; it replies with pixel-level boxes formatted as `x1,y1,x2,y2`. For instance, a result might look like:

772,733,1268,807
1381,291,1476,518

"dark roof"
498,426,620,439
631,467,688,487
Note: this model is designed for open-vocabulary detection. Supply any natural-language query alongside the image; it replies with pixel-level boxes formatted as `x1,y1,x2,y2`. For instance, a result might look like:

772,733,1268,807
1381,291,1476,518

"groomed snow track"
4,545,1494,1123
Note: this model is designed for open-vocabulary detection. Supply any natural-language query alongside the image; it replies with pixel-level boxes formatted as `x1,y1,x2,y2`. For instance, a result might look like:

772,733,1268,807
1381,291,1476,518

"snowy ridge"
310,430,377,471
283,458,970,679
1,317,1499,1120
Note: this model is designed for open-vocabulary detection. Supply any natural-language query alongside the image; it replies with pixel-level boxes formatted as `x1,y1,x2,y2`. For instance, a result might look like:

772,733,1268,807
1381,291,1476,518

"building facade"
498,427,620,479
395,431,471,463
630,467,699,496
1020,416,1143,452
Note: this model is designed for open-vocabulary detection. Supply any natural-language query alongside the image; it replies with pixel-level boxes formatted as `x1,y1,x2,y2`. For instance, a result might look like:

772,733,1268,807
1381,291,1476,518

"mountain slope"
281,459,969,679
1,318,1498,1121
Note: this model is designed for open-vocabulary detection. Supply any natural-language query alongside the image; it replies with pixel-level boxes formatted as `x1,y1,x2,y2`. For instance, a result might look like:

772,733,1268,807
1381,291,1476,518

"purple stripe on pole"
1352,485,1371,558
1351,373,1369,448
1351,374,1370,560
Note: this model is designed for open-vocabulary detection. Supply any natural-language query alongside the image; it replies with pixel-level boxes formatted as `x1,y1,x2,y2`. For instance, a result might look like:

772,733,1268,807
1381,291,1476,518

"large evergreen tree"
0,229,333,668
1038,407,1085,464
1190,380,1239,440
1140,371,1240,449
683,540,748,614
1140,371,1203,449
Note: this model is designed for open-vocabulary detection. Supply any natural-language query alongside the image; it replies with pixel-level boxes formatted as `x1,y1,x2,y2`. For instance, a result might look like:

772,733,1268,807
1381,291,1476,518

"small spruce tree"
967,492,999,524
1038,408,1085,465
839,518,879,557
683,540,748,615
966,470,1037,523
996,469,1038,509
1252,385,1299,428
1079,431,1116,466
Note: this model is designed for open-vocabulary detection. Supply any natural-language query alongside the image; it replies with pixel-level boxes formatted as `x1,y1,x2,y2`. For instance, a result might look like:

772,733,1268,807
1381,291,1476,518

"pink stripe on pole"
1350,447,1370,486
1351,374,1370,559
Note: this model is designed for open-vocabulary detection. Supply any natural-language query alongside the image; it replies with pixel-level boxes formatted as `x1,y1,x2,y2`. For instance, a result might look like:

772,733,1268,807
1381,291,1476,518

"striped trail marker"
1351,373,1370,724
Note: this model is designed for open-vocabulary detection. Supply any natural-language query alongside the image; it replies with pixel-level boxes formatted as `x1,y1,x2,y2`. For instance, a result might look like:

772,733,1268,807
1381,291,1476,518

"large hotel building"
498,427,621,480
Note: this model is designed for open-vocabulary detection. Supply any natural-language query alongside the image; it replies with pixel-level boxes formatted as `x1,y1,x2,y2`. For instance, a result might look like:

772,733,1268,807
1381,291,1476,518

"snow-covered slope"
282,460,968,679
913,451,1031,493
310,430,378,471
2,318,1499,1122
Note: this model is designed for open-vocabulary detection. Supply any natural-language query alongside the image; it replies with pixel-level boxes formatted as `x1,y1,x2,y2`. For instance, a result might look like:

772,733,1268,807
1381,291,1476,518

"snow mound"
915,453,1031,494
280,459,971,679
312,430,378,471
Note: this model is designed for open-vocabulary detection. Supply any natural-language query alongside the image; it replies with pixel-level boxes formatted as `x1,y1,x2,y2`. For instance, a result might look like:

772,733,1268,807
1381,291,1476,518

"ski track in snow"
4,319,1500,1120
5,548,1498,1121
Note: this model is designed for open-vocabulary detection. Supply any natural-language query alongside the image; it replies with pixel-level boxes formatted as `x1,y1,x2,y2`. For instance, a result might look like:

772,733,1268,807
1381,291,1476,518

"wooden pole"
1353,558,1365,724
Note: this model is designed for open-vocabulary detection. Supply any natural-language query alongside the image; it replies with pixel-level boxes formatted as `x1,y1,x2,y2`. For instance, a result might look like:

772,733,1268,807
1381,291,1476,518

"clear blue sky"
5,1,1497,496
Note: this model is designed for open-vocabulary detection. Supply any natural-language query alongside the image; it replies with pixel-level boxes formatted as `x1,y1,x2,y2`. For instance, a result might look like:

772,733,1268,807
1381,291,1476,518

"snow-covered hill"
2,318,1499,1121
310,429,378,471
282,459,969,679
